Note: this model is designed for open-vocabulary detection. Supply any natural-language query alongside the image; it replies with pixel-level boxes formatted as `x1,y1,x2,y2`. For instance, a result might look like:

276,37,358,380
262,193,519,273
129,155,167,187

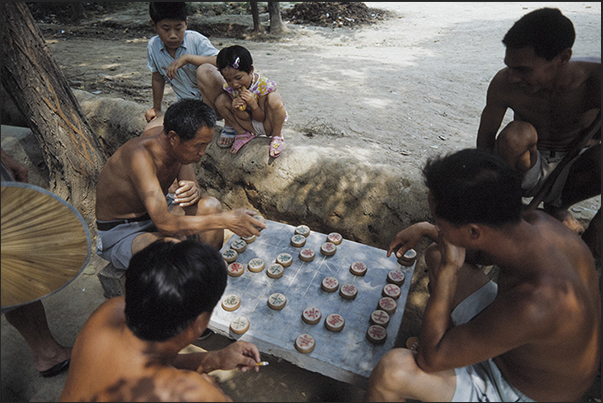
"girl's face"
220,66,254,90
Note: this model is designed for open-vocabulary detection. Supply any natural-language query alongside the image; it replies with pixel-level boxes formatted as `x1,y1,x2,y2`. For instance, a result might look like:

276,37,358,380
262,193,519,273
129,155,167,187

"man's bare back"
60,298,230,402
488,211,600,401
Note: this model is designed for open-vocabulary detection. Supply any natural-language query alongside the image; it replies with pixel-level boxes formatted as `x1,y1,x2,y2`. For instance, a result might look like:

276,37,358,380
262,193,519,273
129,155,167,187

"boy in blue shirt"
146,2,237,147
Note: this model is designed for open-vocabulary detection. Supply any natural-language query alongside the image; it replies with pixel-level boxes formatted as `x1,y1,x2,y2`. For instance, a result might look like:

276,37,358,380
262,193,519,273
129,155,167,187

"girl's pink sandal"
269,136,285,158
230,131,256,154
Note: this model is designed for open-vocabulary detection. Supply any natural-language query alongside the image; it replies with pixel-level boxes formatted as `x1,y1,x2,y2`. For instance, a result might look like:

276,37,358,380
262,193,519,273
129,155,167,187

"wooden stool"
97,262,126,299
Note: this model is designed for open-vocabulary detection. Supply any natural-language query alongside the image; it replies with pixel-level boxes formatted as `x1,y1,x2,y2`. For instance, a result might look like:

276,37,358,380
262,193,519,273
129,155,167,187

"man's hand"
433,232,466,282
215,341,262,373
226,209,266,238
174,180,200,207
387,222,436,258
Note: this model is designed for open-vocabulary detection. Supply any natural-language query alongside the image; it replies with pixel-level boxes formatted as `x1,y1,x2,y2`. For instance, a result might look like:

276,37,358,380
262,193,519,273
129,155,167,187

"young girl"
215,45,287,158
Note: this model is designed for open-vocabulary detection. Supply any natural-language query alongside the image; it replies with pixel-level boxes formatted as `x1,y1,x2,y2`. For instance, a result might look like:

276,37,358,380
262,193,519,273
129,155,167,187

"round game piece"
227,262,245,277
366,325,387,344
253,214,266,231
382,283,401,300
291,234,306,247
387,270,406,286
339,284,358,300
350,261,368,276
295,334,316,354
398,248,417,266
230,239,247,253
370,310,390,327
267,293,287,310
378,297,398,315
247,258,265,273
406,336,420,351
241,235,256,244
321,277,339,293
221,294,241,311
295,225,311,237
320,242,337,256
299,247,316,262
302,307,322,325
222,248,238,263
324,313,345,332
327,232,343,245
276,253,293,267
266,263,285,279
230,316,250,335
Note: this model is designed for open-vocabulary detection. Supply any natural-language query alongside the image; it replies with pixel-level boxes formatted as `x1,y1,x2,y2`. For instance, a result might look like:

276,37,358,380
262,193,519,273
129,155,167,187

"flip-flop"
269,136,285,158
218,127,237,148
230,131,256,154
39,358,70,378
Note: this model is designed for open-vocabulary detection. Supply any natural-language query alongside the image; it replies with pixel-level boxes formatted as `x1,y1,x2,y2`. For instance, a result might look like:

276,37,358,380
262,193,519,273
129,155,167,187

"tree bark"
250,2,264,33
268,2,288,34
0,2,106,221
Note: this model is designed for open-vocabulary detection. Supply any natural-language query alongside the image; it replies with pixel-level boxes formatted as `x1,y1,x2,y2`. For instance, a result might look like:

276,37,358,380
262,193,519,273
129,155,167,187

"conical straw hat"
1,182,90,310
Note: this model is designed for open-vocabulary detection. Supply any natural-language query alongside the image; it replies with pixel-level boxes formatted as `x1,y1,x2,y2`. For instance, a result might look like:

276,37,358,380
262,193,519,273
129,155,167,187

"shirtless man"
366,149,600,402
95,98,265,270
476,8,600,259
61,239,263,401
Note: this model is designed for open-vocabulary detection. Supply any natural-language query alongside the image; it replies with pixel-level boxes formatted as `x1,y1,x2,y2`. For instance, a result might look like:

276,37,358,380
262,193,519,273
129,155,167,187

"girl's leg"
263,92,287,157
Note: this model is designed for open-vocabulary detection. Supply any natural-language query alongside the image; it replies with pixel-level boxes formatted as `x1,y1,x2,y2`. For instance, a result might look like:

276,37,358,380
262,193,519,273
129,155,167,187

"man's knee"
197,196,222,215
370,348,419,398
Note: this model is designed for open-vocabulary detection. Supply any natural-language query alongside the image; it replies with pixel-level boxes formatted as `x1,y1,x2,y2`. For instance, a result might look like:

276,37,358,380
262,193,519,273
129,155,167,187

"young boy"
145,2,236,142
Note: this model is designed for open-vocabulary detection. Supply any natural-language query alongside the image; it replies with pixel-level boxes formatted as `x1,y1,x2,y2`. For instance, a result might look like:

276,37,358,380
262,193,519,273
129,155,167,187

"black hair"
163,98,216,142
149,2,187,24
503,8,575,61
423,148,524,228
216,45,253,74
124,240,227,342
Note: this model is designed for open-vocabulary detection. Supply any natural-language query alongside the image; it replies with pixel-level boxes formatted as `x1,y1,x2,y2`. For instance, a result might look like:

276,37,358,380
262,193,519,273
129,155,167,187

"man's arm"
415,237,558,372
476,71,510,151
172,341,261,374
146,72,166,122
173,163,201,207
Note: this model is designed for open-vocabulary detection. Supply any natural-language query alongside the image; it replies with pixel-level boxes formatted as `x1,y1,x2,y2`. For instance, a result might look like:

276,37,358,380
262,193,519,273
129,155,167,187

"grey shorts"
450,281,535,402
96,195,174,270
521,147,590,208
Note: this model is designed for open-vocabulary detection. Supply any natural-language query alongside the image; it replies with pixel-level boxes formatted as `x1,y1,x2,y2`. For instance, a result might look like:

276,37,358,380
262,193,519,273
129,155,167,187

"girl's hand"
238,88,257,110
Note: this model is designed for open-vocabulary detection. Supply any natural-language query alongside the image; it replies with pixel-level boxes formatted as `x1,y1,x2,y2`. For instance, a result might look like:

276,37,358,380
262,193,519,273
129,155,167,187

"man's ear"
167,130,180,146
467,224,482,240
558,48,572,64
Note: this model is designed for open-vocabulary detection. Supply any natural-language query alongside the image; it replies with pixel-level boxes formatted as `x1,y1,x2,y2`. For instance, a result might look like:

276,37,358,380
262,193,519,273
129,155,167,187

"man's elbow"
415,351,447,373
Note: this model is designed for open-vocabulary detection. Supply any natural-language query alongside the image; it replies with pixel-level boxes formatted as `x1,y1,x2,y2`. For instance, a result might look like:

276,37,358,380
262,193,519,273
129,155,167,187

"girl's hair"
125,240,227,342
216,45,253,73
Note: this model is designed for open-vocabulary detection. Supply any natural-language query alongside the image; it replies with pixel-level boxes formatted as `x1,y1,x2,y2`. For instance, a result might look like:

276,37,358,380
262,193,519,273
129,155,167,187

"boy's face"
151,18,188,52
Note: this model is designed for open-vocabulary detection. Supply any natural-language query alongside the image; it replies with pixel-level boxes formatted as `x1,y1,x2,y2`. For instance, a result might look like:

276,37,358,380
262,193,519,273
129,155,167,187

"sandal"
218,126,237,148
269,136,285,158
230,131,256,154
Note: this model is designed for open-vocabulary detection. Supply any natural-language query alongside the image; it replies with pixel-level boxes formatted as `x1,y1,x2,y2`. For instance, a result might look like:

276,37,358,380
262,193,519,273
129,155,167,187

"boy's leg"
366,348,456,402
196,64,226,114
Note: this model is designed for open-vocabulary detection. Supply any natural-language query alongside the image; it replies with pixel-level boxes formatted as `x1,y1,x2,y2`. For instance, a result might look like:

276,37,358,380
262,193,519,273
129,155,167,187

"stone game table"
210,220,416,387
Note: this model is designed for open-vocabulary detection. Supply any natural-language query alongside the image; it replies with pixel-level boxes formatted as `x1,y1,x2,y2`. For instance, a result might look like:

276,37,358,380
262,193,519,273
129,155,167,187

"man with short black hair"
366,148,600,402
61,240,262,401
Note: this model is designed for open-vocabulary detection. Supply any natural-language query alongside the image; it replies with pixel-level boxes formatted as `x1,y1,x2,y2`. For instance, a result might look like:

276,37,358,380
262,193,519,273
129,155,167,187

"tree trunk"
250,2,264,33
0,2,106,221
268,2,288,34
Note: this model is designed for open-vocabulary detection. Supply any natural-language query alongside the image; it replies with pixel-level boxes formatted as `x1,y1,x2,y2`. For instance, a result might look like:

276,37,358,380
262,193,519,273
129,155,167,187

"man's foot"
39,359,70,378
549,209,585,235
218,127,237,148
36,346,72,377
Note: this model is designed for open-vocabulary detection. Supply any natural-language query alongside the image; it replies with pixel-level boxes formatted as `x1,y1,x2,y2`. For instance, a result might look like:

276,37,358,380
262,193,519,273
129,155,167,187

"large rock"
3,90,430,250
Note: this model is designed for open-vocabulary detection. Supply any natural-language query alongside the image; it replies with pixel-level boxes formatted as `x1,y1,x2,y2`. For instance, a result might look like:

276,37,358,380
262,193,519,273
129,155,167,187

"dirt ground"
1,2,601,402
